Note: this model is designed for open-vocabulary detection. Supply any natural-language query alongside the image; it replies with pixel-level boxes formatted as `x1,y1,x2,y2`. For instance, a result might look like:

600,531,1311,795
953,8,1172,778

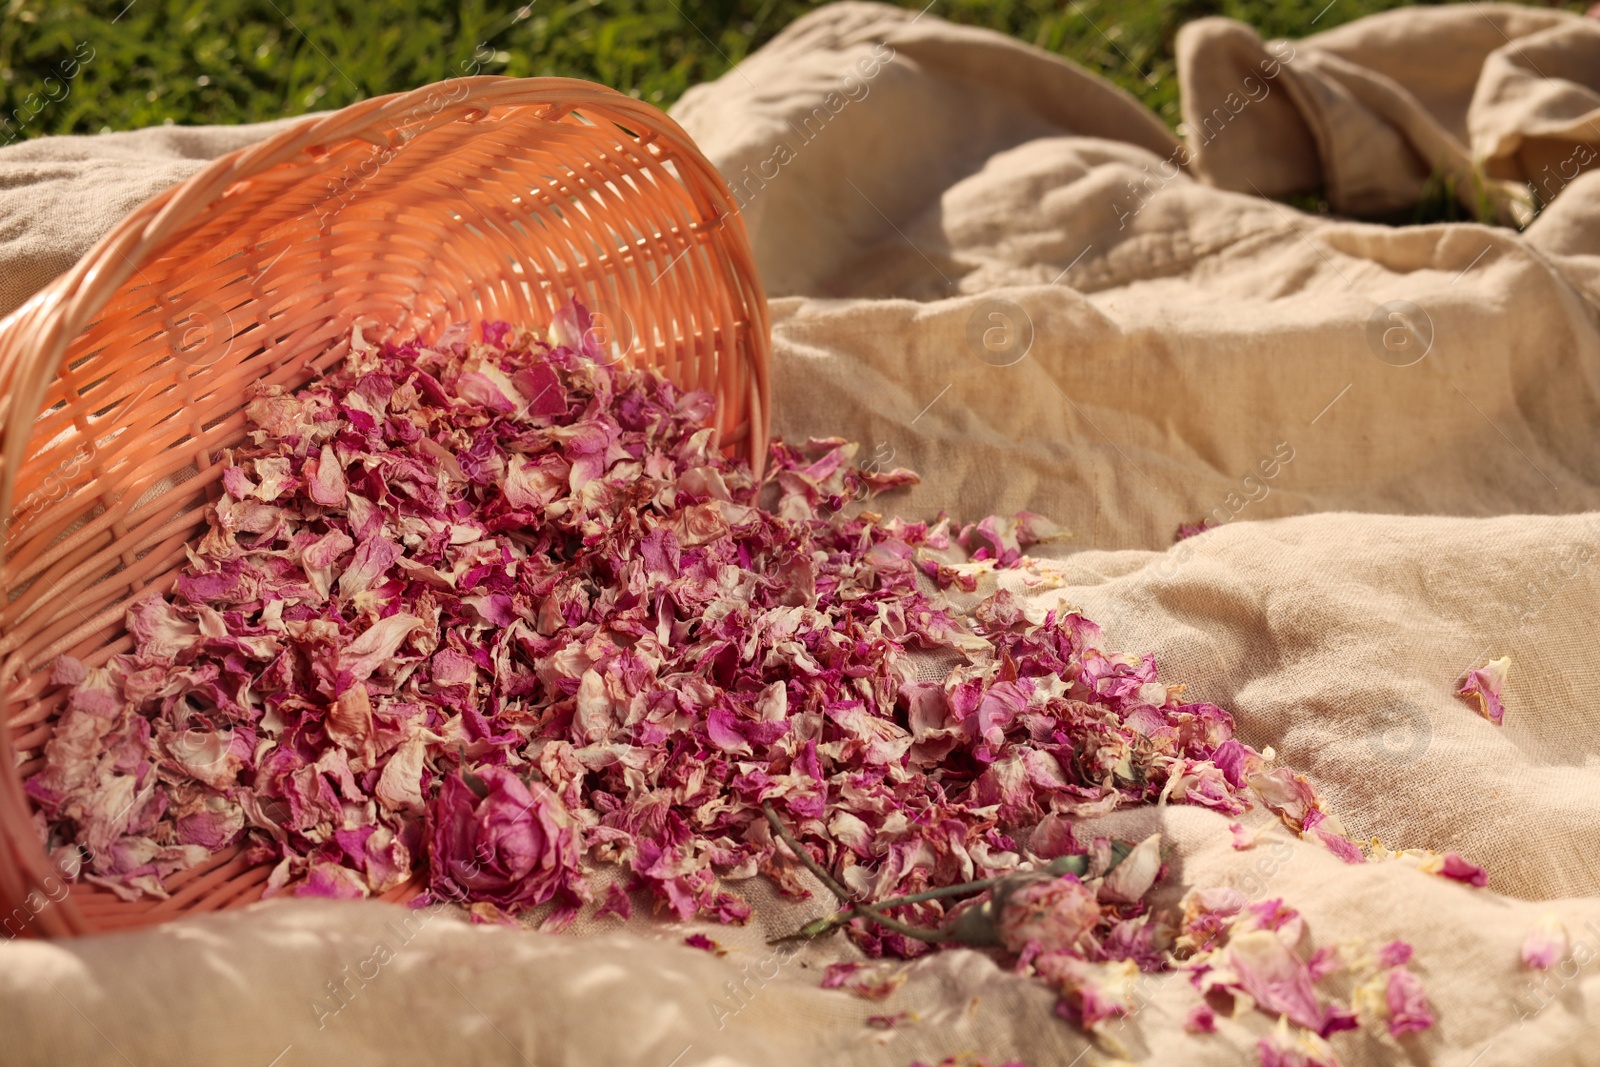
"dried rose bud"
427,767,580,912
996,874,1102,954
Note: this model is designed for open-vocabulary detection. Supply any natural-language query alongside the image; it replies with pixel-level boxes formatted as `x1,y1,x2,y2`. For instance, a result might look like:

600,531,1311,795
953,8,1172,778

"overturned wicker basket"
0,77,771,937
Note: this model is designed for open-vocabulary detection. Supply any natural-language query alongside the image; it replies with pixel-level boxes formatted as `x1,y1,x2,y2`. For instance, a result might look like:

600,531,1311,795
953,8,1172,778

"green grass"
0,0,1587,226
1,0,1586,146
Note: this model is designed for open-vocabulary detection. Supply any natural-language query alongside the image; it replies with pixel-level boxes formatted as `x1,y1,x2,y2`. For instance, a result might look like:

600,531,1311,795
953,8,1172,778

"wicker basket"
0,76,771,937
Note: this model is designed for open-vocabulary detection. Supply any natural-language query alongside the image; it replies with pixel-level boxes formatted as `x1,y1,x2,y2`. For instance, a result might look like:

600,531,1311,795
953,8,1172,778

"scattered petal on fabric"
1522,915,1567,970
1311,827,1366,865
1223,929,1331,1034
1256,1018,1340,1067
821,961,868,989
1037,954,1140,1034
822,961,907,1000
1457,655,1511,726
1376,845,1491,888
1098,833,1163,904
1385,966,1435,1036
683,933,725,955
1375,941,1412,969
1174,886,1434,1048
595,883,633,922
1437,852,1490,888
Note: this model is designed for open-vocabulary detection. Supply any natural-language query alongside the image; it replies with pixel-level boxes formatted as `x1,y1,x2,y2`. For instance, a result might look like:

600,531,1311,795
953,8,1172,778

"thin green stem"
769,875,1009,943
765,833,1117,947
761,802,951,945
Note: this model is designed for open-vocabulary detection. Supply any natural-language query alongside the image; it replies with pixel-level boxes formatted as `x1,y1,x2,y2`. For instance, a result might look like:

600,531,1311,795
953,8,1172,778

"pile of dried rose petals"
26,304,1473,1061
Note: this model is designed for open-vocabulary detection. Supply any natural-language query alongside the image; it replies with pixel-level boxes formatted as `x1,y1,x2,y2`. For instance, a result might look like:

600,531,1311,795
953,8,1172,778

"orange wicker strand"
0,76,770,937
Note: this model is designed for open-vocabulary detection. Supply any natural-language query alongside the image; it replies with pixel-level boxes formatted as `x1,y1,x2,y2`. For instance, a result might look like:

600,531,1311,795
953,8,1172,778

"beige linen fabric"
0,118,306,319
5,3,1600,1065
1175,5,1595,219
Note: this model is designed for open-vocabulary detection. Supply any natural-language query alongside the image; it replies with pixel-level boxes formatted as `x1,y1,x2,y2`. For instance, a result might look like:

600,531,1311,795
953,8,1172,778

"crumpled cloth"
4,4,1600,1065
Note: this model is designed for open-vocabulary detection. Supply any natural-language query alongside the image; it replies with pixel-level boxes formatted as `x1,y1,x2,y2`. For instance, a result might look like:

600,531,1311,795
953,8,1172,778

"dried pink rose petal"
1306,945,1342,983
1310,828,1365,865
1385,966,1434,1036
822,961,906,1000
1375,941,1412,969
296,862,368,900
1437,851,1489,887
1098,833,1163,904
1223,929,1331,1034
821,961,867,988
1037,955,1138,1033
596,884,633,921
683,933,725,955
1249,769,1319,831
1383,846,1490,888
1185,1003,1217,1033
1522,915,1567,970
1256,1019,1339,1067
1457,656,1510,726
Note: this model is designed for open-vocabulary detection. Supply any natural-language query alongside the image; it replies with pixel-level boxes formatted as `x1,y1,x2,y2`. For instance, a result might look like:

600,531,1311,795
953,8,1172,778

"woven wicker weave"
0,76,771,937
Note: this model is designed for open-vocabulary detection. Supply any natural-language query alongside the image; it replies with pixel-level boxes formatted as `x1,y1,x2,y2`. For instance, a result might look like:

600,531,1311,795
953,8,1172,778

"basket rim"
0,74,772,524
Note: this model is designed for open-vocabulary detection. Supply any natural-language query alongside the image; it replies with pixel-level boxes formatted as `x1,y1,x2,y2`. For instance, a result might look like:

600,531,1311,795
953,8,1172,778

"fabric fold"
3,4,1600,1066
